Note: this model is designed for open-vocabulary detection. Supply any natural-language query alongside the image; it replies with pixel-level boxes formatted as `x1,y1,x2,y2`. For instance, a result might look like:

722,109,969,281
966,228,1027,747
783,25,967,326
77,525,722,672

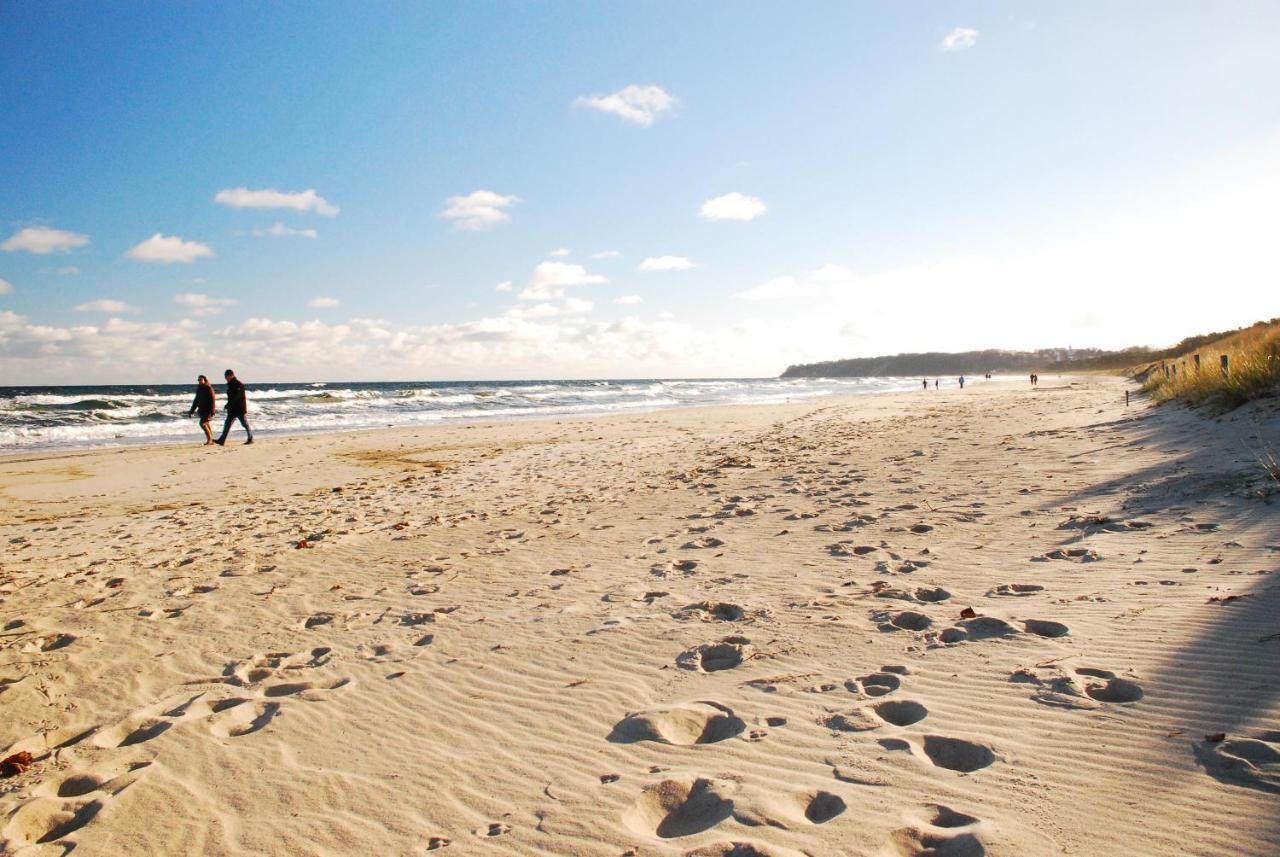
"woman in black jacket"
188,374,217,445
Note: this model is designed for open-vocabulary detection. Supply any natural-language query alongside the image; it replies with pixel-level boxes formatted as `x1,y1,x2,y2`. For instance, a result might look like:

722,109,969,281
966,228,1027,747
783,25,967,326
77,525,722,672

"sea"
0,376,925,453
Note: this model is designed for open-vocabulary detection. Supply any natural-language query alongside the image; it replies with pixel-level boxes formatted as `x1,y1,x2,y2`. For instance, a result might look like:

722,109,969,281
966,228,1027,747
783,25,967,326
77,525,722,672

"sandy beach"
1,375,1277,856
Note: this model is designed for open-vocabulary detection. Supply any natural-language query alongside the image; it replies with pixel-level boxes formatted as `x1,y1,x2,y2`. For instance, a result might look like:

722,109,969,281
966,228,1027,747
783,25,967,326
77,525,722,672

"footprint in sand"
883,610,932,632
36,761,151,802
208,701,281,738
625,777,735,839
683,536,725,550
890,826,984,857
1021,619,1070,638
20,633,77,654
262,677,352,699
1033,548,1101,563
3,796,107,847
609,702,747,745
827,699,928,732
1074,668,1143,703
673,601,749,622
827,542,883,559
889,803,985,855
1194,731,1280,793
1011,664,1138,708
219,649,330,686
881,735,998,773
676,637,752,672
683,843,809,857
852,671,902,697
426,835,451,849
989,583,1044,597
92,715,172,749
936,616,1019,645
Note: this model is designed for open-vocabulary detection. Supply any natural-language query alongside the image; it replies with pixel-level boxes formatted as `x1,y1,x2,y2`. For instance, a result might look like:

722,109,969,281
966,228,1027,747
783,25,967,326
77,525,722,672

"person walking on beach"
215,369,253,446
958,375,965,389
187,374,217,445
922,379,928,390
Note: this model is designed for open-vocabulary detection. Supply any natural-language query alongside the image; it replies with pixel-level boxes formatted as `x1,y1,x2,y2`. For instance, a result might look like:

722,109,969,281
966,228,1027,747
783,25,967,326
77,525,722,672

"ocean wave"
0,376,925,451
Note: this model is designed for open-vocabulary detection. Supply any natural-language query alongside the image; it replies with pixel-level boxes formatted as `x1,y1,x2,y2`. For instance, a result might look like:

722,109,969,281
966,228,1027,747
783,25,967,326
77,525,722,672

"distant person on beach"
922,379,928,390
959,375,965,389
934,379,939,389
187,374,216,445
215,369,253,446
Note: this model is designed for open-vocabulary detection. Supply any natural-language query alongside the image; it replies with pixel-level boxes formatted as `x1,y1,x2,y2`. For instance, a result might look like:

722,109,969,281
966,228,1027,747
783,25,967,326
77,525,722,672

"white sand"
1,375,1277,856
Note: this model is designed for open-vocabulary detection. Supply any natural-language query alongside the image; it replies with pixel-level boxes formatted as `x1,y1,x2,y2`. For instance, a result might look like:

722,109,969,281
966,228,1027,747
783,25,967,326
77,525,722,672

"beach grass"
1139,320,1280,410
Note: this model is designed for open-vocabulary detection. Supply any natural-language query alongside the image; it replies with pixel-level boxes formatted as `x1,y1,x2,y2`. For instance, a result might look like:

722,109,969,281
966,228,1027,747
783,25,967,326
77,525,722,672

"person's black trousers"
218,412,252,443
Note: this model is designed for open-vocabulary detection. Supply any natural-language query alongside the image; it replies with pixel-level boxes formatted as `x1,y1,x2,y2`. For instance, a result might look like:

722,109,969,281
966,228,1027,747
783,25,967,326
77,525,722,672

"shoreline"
0,376,1008,464
2,374,1276,856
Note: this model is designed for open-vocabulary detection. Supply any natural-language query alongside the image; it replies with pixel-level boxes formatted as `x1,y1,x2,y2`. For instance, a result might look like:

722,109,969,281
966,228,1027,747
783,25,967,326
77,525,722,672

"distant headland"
780,320,1280,379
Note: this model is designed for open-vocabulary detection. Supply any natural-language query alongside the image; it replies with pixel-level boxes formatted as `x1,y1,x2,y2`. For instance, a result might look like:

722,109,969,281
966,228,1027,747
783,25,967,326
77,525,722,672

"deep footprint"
609,702,746,745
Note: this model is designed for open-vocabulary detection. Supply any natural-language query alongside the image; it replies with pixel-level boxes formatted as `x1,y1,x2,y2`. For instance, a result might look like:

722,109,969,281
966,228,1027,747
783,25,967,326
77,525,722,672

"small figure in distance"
188,374,217,445
215,368,254,446
934,378,939,389
923,378,928,390
959,375,965,389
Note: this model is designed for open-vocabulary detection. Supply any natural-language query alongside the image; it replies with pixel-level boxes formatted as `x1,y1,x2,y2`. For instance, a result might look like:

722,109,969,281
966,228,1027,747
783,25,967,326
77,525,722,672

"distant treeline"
780,319,1280,379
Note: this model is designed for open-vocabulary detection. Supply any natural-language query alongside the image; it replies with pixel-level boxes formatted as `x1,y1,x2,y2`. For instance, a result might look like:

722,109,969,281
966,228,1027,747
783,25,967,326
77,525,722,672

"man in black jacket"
215,368,254,445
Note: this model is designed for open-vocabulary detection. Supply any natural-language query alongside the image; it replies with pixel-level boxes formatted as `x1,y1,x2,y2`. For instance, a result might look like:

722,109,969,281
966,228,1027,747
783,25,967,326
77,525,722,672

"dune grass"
1139,320,1280,410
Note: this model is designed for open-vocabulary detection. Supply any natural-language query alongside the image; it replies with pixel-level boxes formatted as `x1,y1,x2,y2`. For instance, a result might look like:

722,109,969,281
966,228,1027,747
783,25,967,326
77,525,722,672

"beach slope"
1,376,1277,856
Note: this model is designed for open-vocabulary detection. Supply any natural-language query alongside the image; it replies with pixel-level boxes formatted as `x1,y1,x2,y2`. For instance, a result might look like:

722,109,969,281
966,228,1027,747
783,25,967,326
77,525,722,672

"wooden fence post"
1194,354,1201,372
1220,354,1229,377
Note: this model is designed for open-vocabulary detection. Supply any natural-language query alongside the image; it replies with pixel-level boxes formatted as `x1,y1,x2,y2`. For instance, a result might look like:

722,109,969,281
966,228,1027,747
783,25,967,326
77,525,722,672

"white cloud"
308,297,340,309
506,298,594,320
639,255,695,272
2,226,89,255
127,234,214,264
214,187,339,216
573,84,677,126
254,222,318,239
519,261,607,300
75,299,133,314
940,27,979,51
614,295,642,305
699,192,766,222
173,292,237,316
548,247,571,257
591,250,621,259
736,264,857,301
0,278,12,295
495,280,513,292
439,190,519,231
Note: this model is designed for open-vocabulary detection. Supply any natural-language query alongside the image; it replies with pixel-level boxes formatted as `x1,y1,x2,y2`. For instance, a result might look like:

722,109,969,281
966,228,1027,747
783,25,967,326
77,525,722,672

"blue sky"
2,2,1278,383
